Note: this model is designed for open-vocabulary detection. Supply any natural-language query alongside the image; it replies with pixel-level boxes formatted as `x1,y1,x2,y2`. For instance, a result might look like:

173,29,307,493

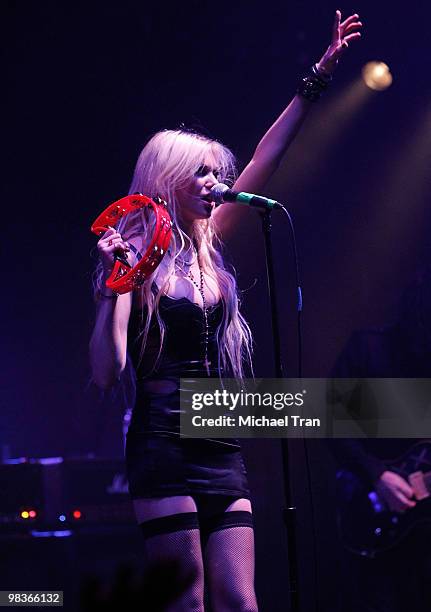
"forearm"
238,10,362,191
251,94,312,171
89,298,128,389
233,67,329,197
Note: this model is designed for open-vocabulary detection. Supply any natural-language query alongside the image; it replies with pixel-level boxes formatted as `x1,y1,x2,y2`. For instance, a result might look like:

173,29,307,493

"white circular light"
362,61,393,91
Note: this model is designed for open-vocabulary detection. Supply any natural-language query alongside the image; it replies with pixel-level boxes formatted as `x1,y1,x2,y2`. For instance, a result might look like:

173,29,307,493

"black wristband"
297,64,331,102
98,291,119,299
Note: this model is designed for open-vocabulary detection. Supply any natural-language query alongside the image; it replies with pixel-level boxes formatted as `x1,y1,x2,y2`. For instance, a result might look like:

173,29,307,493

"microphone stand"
261,209,300,612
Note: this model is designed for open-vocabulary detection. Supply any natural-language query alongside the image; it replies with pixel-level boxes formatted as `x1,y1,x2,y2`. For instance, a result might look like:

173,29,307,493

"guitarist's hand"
375,471,416,513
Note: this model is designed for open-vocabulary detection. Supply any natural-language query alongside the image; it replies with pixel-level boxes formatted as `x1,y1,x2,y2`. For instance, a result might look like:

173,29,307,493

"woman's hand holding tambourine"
91,194,173,295
97,227,131,281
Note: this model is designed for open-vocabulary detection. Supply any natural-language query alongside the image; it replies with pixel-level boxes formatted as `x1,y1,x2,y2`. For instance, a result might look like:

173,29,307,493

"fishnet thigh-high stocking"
141,514,205,611
204,522,258,612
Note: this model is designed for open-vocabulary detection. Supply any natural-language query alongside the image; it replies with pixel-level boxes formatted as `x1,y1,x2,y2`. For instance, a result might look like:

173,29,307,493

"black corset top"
127,295,225,380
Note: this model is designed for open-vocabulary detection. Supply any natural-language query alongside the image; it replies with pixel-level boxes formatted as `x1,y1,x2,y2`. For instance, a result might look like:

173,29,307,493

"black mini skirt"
125,431,250,500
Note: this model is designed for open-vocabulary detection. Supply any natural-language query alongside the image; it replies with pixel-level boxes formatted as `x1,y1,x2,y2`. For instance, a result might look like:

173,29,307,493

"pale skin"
89,9,362,607
90,8,362,394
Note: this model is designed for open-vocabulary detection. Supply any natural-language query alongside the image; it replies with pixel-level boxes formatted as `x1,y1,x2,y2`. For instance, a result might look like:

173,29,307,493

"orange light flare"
362,61,393,91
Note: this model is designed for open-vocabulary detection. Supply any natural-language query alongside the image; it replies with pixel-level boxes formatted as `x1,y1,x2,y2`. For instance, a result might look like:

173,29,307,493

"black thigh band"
202,510,253,537
140,512,199,538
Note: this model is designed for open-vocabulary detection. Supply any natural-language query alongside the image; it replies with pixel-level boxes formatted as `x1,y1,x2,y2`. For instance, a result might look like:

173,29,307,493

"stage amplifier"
0,456,134,534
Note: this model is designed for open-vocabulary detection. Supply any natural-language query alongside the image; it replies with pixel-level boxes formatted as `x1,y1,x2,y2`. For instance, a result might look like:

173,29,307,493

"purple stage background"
4,1,431,610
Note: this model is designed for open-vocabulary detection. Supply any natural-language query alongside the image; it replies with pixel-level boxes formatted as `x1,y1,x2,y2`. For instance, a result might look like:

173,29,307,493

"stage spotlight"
362,61,393,91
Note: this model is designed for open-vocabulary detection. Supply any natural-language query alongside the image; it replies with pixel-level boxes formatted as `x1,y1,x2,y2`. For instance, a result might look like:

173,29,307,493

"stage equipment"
91,194,172,294
0,457,134,534
258,202,303,612
211,183,282,210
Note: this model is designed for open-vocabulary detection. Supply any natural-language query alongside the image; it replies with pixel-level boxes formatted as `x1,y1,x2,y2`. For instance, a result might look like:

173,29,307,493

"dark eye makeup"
195,165,221,179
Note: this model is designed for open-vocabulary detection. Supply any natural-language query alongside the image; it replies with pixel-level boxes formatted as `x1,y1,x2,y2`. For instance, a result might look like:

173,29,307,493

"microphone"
211,183,282,210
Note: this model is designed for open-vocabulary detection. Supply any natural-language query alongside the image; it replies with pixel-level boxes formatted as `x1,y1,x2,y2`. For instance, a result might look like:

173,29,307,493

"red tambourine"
91,194,173,294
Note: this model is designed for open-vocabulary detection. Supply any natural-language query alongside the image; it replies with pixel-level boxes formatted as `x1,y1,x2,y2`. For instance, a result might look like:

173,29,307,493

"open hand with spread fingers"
317,10,362,77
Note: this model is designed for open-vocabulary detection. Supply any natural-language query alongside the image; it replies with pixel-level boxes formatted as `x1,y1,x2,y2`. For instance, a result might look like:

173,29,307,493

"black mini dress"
125,295,250,500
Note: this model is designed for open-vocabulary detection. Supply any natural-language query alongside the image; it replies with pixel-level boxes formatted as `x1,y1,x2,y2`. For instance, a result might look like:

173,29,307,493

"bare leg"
204,498,258,612
134,496,205,612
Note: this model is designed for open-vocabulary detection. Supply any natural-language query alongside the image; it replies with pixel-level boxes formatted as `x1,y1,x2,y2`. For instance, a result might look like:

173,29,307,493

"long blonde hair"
95,129,253,379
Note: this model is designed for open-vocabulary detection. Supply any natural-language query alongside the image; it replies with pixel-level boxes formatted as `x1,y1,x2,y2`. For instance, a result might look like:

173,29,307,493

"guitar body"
337,441,431,557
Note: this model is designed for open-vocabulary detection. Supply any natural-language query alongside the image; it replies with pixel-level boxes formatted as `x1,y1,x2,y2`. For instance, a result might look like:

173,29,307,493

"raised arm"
214,10,362,238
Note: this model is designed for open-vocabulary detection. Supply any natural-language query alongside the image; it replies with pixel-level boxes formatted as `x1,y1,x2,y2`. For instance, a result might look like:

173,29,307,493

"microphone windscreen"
210,183,230,204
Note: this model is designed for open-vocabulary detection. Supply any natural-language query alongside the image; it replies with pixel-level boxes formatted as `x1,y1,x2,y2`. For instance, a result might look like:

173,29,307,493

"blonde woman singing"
90,11,361,611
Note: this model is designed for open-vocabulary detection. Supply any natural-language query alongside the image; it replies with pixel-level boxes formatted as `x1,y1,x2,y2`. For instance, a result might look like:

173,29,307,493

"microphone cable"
280,205,303,378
